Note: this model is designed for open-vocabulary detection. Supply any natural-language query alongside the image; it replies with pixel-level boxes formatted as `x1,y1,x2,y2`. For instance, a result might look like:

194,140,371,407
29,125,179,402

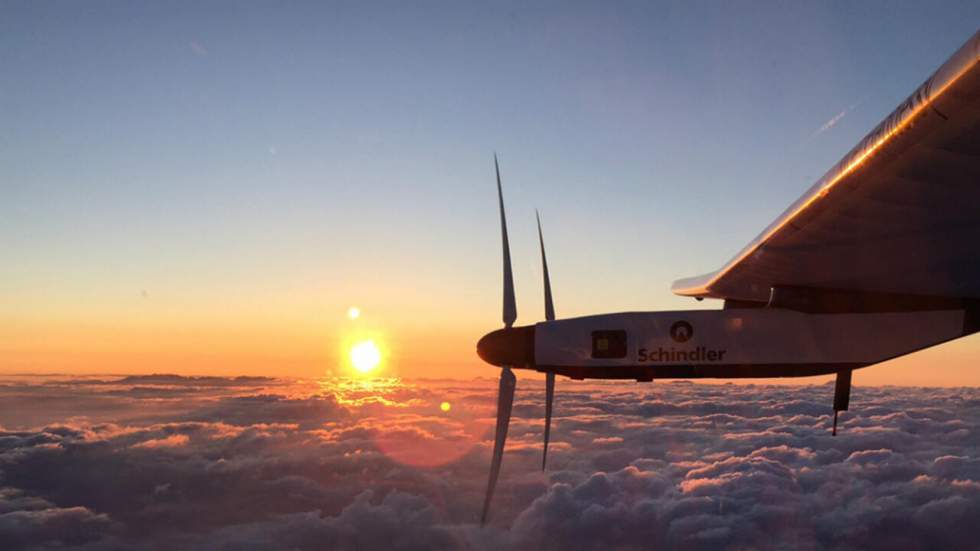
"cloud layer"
0,374,978,550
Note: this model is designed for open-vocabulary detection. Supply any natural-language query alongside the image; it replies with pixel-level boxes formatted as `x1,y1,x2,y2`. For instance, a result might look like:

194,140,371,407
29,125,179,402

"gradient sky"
3,2,980,384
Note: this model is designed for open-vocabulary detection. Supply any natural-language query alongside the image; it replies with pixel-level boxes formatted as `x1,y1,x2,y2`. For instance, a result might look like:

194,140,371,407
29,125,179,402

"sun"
350,340,381,374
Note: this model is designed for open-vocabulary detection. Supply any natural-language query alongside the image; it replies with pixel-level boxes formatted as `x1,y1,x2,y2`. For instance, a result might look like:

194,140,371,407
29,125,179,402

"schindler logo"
670,320,693,343
638,346,727,363
638,320,727,363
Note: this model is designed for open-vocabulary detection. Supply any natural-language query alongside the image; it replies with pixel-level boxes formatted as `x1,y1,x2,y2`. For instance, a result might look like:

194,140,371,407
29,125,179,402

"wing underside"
673,31,980,303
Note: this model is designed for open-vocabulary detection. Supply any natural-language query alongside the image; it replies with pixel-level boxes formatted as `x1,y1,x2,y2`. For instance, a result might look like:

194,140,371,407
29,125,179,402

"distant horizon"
2,370,977,389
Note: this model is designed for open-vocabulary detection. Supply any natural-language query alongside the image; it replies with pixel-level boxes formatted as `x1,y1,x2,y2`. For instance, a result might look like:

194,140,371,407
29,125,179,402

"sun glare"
347,307,361,320
350,340,381,374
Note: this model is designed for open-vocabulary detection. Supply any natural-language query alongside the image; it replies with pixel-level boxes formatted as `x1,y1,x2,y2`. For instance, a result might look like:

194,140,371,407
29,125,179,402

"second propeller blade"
481,367,517,525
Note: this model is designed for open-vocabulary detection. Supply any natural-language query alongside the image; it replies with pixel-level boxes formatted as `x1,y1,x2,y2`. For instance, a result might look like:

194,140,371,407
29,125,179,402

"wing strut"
832,369,852,436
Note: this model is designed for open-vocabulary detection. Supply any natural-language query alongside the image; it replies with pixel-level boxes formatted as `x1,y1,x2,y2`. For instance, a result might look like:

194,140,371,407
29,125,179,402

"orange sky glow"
5,300,980,387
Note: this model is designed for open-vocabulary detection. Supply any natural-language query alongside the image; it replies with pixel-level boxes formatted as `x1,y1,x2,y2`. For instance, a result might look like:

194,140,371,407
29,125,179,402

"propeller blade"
543,372,554,470
481,366,517,525
536,210,555,322
537,210,557,470
496,155,517,328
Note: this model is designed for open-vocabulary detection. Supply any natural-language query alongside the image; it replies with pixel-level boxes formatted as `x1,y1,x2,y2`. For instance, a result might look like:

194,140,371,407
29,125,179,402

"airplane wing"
672,31,980,305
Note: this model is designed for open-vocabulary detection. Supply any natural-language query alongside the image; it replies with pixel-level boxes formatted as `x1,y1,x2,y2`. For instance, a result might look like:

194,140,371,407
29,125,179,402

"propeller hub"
477,325,535,367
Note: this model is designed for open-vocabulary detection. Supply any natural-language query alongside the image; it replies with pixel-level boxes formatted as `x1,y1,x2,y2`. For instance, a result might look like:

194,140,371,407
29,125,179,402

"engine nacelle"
532,307,970,380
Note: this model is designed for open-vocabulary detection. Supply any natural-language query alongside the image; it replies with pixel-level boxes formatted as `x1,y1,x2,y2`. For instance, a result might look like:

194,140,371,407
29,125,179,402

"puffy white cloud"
0,375,977,549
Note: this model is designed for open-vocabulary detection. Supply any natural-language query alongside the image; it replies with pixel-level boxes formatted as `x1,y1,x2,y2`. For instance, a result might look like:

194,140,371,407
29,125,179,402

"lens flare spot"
350,340,381,373
347,307,361,320
440,401,451,412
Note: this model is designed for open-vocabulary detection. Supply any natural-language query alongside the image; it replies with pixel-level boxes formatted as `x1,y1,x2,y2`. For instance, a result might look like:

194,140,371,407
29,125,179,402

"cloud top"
0,375,978,549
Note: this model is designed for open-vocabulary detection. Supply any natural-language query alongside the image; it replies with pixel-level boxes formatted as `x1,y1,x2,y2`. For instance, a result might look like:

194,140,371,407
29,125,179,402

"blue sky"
2,2,979,378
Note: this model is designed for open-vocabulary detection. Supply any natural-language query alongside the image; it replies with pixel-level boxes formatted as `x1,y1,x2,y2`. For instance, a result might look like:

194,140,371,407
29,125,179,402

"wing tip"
670,272,717,298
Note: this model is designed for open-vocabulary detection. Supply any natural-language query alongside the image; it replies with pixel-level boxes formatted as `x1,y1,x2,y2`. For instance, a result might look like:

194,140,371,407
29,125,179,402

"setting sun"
350,340,381,374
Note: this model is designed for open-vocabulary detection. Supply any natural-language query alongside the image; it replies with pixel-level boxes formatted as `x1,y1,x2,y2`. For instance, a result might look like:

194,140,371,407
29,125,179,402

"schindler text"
638,346,727,363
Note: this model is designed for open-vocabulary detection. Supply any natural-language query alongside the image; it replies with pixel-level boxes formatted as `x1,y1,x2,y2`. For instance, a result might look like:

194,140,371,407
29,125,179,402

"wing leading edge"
673,31,980,304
